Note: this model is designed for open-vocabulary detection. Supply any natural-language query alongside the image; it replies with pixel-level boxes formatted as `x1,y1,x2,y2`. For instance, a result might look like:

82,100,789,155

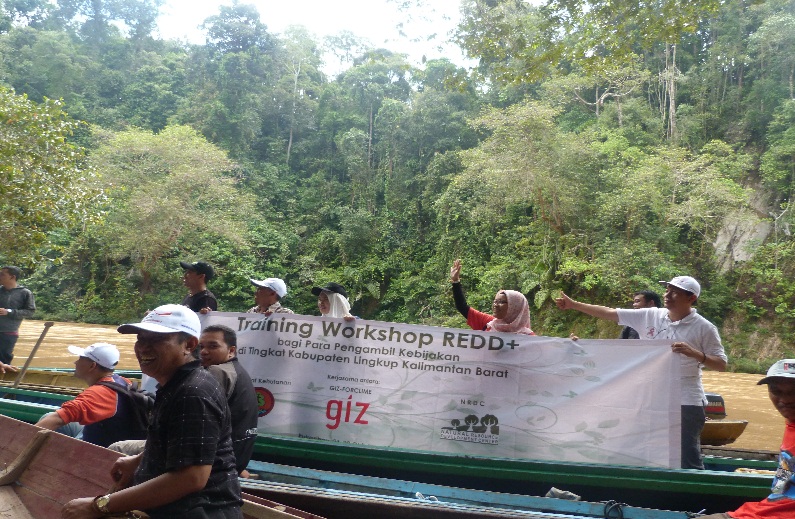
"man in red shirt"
700,359,795,518
35,342,147,447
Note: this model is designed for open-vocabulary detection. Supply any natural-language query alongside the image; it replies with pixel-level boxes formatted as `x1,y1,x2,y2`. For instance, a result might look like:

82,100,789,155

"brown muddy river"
12,320,786,452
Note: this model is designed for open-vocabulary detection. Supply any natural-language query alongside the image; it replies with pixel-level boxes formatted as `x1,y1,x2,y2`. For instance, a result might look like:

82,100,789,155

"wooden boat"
702,393,749,446
0,414,323,518
702,419,749,446
242,460,694,519
0,382,775,515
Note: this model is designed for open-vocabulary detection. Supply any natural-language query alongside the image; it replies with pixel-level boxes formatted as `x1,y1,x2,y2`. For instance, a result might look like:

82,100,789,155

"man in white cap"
699,359,795,518
248,277,293,316
35,343,148,448
61,304,242,519
555,275,728,469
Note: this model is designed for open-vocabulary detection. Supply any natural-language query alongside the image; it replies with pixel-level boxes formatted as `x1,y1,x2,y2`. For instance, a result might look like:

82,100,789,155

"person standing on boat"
35,342,149,448
199,324,259,477
248,277,294,315
619,290,662,339
449,259,534,335
699,359,795,519
313,282,356,320
555,276,727,470
0,265,35,364
180,260,218,314
61,304,241,519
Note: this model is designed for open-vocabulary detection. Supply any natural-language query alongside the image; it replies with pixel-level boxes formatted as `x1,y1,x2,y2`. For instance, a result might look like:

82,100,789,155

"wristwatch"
93,494,111,514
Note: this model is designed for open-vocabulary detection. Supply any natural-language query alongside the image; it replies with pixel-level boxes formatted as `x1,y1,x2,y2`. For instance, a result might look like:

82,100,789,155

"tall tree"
0,86,102,265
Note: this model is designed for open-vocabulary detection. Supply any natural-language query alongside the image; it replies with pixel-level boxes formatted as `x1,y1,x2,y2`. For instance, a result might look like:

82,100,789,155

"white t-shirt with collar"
615,307,727,406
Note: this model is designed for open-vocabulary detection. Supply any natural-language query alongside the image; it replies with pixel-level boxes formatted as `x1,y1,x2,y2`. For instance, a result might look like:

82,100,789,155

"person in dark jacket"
0,265,35,363
199,325,259,477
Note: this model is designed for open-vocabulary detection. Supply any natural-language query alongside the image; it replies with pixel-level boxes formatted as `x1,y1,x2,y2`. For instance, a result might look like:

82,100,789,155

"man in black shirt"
61,304,241,519
181,261,218,314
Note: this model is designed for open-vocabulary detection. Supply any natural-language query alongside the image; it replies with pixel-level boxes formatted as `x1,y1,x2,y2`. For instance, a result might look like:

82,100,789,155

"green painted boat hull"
252,434,773,514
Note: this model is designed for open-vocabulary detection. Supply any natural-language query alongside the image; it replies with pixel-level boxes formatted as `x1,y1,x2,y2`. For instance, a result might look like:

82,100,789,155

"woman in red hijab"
449,259,534,335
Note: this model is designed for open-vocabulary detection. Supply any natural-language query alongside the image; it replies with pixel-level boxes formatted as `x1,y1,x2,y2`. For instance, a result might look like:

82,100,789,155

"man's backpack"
96,378,155,436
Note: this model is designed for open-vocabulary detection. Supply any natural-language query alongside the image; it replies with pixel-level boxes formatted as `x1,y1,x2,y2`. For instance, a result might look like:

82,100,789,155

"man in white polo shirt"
556,276,728,469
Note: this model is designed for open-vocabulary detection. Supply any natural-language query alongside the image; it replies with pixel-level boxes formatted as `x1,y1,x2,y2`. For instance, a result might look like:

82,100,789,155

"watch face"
96,495,110,511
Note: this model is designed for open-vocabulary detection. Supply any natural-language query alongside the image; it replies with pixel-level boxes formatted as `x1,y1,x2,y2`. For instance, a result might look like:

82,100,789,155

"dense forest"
2,0,795,372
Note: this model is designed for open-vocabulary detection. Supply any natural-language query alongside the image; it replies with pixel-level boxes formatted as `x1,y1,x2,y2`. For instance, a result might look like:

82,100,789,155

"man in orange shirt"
35,342,148,447
700,359,795,518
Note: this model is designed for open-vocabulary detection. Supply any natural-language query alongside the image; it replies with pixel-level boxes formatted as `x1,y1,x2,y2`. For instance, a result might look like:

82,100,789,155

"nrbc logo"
440,413,500,445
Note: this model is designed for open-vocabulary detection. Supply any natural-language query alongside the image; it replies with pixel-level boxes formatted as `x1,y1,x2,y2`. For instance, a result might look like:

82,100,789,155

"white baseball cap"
68,342,120,370
659,276,701,298
117,304,201,339
758,359,795,385
250,278,287,298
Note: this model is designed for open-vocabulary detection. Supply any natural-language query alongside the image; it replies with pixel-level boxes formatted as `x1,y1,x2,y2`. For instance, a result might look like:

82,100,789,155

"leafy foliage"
0,87,103,266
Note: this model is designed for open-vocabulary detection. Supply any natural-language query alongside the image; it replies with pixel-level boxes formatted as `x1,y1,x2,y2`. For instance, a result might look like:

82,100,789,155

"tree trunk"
286,60,302,166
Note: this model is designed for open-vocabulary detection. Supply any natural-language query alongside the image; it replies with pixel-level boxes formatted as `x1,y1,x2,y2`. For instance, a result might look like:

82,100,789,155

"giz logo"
326,395,369,430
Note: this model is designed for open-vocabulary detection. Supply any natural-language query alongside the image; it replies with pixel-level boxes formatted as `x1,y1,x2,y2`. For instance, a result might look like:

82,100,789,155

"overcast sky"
155,0,470,74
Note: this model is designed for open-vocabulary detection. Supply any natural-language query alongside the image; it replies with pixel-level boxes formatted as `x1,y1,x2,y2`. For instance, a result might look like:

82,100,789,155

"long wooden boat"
242,460,693,519
0,379,776,515
0,414,323,518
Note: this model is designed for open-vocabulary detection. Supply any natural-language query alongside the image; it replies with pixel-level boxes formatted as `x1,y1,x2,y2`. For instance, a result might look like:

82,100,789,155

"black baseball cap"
180,261,215,281
311,282,348,298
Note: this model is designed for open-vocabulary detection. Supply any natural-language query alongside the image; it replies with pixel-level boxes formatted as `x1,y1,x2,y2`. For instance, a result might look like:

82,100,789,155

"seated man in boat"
556,275,728,469
700,359,795,519
35,342,149,448
199,324,259,477
61,304,242,519
108,327,259,478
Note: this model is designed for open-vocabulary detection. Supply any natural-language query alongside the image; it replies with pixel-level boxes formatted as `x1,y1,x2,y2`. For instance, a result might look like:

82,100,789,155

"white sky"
155,0,472,74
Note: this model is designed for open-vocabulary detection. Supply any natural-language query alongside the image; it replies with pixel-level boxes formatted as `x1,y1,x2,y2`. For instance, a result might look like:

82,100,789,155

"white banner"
201,313,681,468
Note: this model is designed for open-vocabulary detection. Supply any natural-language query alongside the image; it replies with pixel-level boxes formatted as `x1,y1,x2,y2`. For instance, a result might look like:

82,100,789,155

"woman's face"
318,291,331,314
492,291,509,320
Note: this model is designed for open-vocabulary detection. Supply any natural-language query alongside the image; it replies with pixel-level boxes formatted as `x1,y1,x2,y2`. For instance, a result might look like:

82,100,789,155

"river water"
12,320,786,452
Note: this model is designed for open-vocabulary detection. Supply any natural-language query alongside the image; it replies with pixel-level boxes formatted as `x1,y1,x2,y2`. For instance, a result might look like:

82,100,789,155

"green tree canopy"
0,86,102,266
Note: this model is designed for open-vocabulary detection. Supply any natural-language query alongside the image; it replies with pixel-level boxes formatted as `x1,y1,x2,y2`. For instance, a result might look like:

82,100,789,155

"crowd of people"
0,259,788,518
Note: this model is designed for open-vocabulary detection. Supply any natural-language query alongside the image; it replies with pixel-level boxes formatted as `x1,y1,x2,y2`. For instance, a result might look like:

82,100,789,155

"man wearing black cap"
699,359,795,518
180,261,217,314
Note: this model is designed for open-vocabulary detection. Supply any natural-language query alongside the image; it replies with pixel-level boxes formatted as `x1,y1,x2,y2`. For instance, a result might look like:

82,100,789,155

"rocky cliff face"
714,183,775,273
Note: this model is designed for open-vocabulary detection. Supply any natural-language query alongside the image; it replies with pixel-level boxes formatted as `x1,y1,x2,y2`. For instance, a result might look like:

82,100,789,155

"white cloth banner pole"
201,313,681,468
